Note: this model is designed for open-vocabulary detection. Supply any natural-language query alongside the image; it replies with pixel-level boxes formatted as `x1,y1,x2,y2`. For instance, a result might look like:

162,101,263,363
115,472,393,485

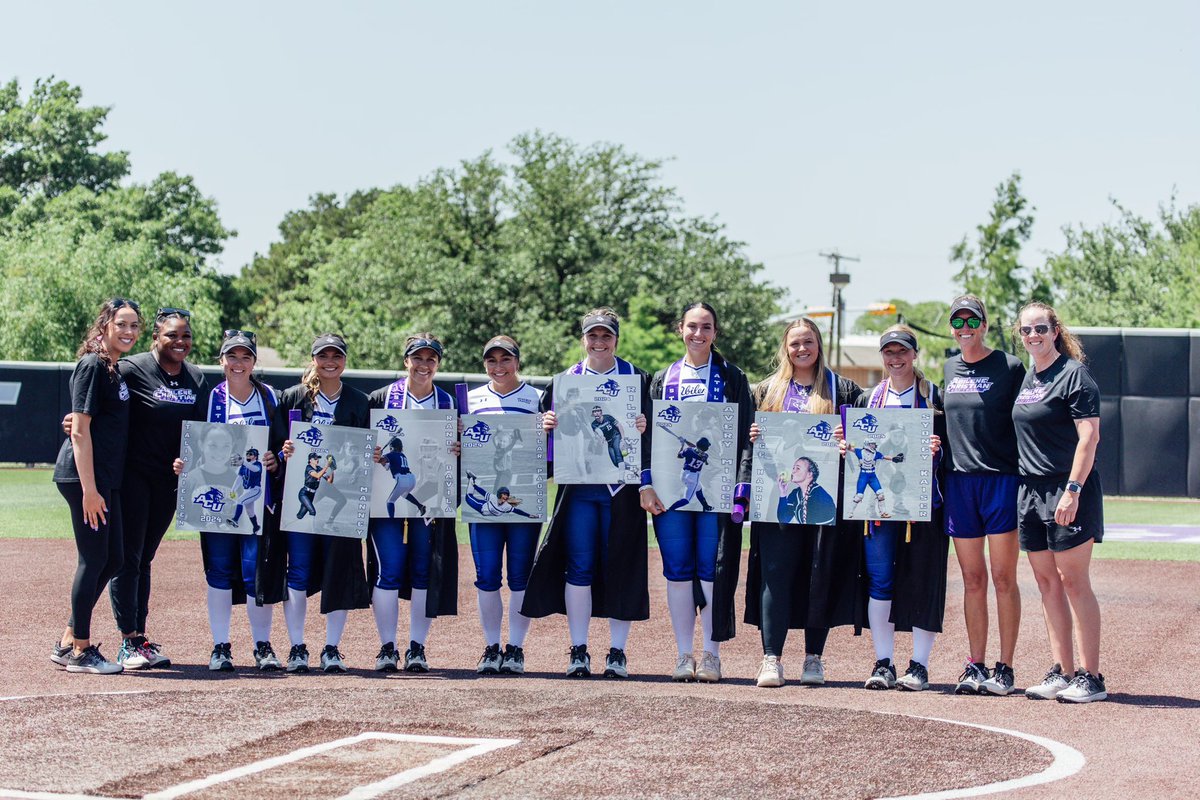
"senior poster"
176,421,270,534
369,409,457,519
650,400,738,513
460,412,547,523
552,373,642,485
750,412,842,526
282,420,376,538
840,407,933,522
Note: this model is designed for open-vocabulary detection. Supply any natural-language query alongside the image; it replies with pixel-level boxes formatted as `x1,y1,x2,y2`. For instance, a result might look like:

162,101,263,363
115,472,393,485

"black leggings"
109,470,177,634
57,483,124,640
759,525,829,658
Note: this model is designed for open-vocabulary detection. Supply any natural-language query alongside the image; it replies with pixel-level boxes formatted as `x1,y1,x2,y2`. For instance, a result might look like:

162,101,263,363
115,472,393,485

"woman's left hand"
634,413,647,434
929,433,941,458
1054,490,1079,527
449,441,461,457
281,440,295,460
262,450,279,474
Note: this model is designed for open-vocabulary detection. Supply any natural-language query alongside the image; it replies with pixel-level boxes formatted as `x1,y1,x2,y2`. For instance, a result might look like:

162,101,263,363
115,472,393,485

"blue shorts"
945,472,1019,538
368,518,434,591
653,509,719,582
203,531,258,591
563,484,614,587
469,523,540,592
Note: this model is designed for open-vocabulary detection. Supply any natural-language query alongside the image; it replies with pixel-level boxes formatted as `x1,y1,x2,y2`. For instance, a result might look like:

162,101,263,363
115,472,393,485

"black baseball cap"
949,298,986,322
311,333,348,356
582,314,619,336
879,330,919,352
220,330,257,357
482,336,520,360
404,337,444,360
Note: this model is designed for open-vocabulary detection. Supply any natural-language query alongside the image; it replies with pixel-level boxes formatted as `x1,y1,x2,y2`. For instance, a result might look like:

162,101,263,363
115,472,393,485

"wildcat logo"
375,415,400,434
852,414,880,434
193,487,227,512
657,405,682,423
806,420,834,442
463,420,493,443
596,379,621,397
296,426,324,447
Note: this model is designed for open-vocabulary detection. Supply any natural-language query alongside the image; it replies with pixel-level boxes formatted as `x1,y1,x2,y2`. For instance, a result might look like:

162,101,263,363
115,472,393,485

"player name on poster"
369,409,457,519
460,413,547,524
650,399,738,514
552,373,642,485
281,420,376,538
840,407,933,522
176,421,270,534
750,412,842,526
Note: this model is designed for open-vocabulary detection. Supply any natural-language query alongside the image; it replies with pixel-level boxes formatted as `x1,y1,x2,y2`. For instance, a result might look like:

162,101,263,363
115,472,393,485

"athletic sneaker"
477,644,503,675
118,638,153,670
955,660,990,694
50,641,72,667
566,644,591,677
320,645,347,673
981,662,1016,696
1056,670,1107,704
756,654,784,688
253,641,282,671
604,648,629,679
141,641,172,668
1025,664,1070,700
209,642,234,672
800,654,826,686
403,641,429,673
672,653,696,682
500,644,525,675
375,642,399,672
896,660,930,692
865,658,897,690
66,645,123,674
696,651,722,683
286,644,310,673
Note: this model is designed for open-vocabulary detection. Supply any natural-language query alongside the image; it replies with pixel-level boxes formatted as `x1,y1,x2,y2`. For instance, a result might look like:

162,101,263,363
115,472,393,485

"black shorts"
1017,474,1104,553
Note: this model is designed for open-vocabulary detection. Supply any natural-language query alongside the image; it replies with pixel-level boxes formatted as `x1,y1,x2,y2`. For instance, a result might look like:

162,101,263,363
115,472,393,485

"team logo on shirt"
806,420,834,442
193,487,227,512
852,414,880,433
463,419,493,444
1015,384,1049,405
595,378,621,397
679,383,707,400
296,426,324,447
657,405,682,423
118,381,130,401
375,415,401,434
946,376,994,393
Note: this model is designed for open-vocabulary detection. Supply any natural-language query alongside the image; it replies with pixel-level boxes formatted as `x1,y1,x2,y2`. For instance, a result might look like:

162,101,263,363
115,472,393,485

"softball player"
225,448,264,534
846,440,903,519
590,406,630,470
377,435,426,517
667,437,713,511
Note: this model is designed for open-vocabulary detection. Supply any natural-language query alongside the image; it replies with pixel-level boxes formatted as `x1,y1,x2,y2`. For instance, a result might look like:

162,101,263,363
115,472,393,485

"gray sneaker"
1025,664,1070,700
603,648,629,679
756,654,784,688
375,642,399,672
672,653,696,682
955,660,989,694
896,660,929,691
566,644,591,677
980,662,1016,696
286,644,310,673
500,644,525,675
695,651,722,683
209,642,234,672
51,641,72,667
476,643,502,675
403,641,429,673
66,645,123,675
253,641,282,671
865,658,897,690
800,653,826,685
1056,670,1107,704
320,645,347,673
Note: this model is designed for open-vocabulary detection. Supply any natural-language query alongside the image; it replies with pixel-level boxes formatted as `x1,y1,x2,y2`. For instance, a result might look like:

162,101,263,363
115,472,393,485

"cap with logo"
879,330,919,352
311,333,348,356
482,337,520,360
220,331,257,357
404,337,444,360
581,314,619,336
949,298,986,322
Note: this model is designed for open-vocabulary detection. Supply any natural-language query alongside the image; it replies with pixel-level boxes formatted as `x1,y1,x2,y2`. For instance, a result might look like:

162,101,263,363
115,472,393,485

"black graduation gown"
271,384,372,614
647,357,754,643
521,366,653,622
743,376,866,633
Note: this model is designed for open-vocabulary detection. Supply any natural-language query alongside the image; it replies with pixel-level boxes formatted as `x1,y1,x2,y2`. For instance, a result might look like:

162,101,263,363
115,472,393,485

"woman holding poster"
642,303,753,684
523,308,651,679
745,318,863,688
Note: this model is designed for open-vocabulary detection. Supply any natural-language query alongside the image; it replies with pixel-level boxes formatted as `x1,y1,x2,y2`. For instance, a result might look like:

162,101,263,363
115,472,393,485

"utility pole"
820,250,859,371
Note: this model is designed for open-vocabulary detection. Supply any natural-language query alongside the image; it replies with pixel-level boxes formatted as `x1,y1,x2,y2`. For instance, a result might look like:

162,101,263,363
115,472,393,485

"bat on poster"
655,421,698,447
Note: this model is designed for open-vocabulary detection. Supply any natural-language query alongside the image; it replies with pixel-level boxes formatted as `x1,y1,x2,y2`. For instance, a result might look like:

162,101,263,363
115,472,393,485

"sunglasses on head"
156,307,191,320
224,329,257,342
112,298,141,312
950,316,982,329
1019,324,1055,336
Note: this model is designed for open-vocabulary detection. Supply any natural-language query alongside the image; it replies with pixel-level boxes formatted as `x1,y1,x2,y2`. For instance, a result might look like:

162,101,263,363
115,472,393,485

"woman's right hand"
281,439,295,460
749,422,761,443
172,458,185,476
61,414,74,436
542,410,558,431
640,487,665,515
82,488,108,530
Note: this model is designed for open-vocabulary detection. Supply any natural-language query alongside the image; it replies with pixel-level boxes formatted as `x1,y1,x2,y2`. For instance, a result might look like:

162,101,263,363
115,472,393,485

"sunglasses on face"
1019,324,1055,336
224,329,257,342
950,316,982,330
156,307,192,320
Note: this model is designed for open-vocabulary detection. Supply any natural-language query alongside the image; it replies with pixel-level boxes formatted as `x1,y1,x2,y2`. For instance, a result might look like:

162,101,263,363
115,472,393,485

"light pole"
820,250,859,371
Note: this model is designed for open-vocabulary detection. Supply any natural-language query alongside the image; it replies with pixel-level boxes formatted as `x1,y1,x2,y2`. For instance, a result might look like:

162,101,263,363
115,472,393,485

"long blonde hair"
1015,302,1086,363
755,318,835,413
879,323,933,405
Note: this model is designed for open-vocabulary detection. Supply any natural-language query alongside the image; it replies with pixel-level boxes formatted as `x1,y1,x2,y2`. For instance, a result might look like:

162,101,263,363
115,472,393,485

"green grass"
5,468,1198,561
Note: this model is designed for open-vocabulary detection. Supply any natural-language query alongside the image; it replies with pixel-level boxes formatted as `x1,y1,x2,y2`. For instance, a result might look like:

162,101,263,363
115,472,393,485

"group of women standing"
51,295,1107,703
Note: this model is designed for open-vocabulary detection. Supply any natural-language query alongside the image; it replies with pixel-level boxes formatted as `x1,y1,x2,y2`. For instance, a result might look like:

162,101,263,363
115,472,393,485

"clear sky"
4,1,1197,316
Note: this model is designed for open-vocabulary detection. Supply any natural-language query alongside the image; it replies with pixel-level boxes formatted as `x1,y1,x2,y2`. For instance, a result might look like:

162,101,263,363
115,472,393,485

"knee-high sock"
564,584,591,647
609,618,631,651
284,587,307,646
477,589,503,646
246,601,273,643
508,589,531,647
408,588,433,644
912,626,936,668
666,580,695,656
868,597,895,663
699,579,719,656
372,586,399,645
325,609,348,648
207,587,232,644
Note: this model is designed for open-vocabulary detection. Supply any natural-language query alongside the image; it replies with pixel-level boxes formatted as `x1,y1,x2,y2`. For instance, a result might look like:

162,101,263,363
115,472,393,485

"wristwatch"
1066,480,1083,494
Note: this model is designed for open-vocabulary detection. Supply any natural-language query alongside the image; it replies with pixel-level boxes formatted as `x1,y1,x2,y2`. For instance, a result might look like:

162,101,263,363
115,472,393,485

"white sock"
325,609,348,648
284,587,307,646
609,618,631,651
408,588,433,645
207,586,232,644
477,589,503,646
912,627,936,668
246,601,273,643
508,589,531,647
666,580,695,656
564,584,591,647
699,579,719,656
868,598,895,663
372,586,399,646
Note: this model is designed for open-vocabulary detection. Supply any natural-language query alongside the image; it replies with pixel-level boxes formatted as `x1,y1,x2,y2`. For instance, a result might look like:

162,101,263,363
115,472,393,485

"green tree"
602,294,679,373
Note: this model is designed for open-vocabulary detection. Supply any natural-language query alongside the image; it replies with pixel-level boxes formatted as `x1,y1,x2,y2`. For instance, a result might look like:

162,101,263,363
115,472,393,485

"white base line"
875,715,1086,800
0,691,148,703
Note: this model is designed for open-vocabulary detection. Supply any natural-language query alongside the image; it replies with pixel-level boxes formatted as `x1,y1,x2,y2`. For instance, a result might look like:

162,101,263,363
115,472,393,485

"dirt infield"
1,539,1197,799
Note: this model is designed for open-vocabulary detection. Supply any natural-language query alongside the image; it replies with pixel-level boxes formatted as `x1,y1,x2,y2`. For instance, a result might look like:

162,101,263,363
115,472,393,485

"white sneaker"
756,654,784,688
1025,664,1070,700
695,651,722,683
209,643,234,672
1055,670,1107,704
672,653,696,682
800,653,825,685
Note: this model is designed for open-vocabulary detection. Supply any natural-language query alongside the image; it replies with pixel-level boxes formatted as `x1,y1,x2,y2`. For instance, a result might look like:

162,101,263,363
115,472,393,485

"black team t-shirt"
942,349,1025,474
118,351,207,478
53,354,132,491
1012,354,1100,480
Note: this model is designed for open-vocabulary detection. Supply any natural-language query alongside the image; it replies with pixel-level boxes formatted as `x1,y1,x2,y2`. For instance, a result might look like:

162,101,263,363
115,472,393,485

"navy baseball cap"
220,330,257,357
311,333,348,356
582,314,619,336
482,337,520,360
404,337,444,360
949,298,986,322
879,330,919,352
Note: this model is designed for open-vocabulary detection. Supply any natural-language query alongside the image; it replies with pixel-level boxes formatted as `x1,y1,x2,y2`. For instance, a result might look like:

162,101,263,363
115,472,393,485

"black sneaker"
604,647,629,679
896,660,929,691
253,641,282,671
286,644,310,673
404,641,429,673
1056,670,1108,704
477,643,503,675
209,642,234,672
865,658,897,690
955,660,989,694
375,642,399,672
566,644,591,677
320,645,347,673
499,644,525,675
66,644,123,674
51,641,72,667
981,661,1016,696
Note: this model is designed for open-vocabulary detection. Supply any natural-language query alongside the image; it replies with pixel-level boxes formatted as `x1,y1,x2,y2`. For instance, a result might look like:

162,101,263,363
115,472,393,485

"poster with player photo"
281,420,377,538
460,412,547,524
650,399,738,514
840,407,933,522
552,373,642,485
750,412,842,526
176,421,270,534
369,409,457,519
